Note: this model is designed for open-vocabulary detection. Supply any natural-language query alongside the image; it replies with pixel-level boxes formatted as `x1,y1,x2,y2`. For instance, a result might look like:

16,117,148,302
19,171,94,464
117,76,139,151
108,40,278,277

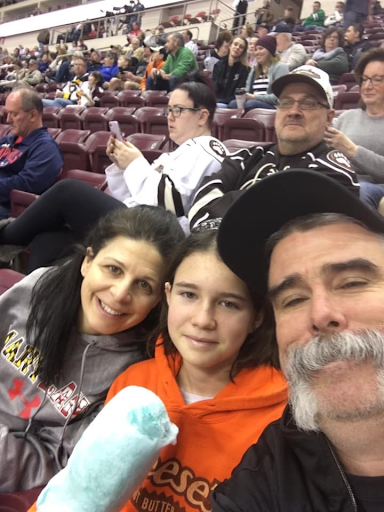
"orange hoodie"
29,341,287,512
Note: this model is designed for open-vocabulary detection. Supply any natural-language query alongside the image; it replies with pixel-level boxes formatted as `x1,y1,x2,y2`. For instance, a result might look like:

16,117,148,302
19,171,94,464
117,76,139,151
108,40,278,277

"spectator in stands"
296,1,325,31
99,227,287,512
324,1,345,27
48,48,70,83
274,5,296,31
0,88,62,220
255,0,274,28
108,54,132,91
229,35,289,109
344,23,372,70
274,24,307,71
183,30,198,56
78,39,88,51
0,206,183,492
43,57,89,107
157,25,167,46
212,36,249,107
147,32,198,92
248,37,258,66
133,0,145,26
78,71,104,106
256,23,269,37
241,24,255,42
68,41,78,54
124,36,140,58
122,45,165,90
305,27,349,84
16,59,42,88
0,73,227,266
144,28,157,48
212,170,384,512
99,52,119,84
129,21,144,40
38,53,50,74
115,2,134,33
87,50,103,72
232,0,248,33
204,30,232,72
344,0,371,30
189,66,359,230
325,48,384,208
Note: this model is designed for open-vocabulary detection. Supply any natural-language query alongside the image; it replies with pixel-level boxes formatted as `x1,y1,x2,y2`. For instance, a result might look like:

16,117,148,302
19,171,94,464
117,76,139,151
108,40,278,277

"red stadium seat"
35,83,49,93
100,94,119,108
338,72,358,90
42,106,62,128
82,107,110,133
56,129,91,171
223,139,267,153
10,190,39,218
244,108,276,142
85,131,111,174
0,124,12,138
59,169,108,190
332,84,347,96
58,105,86,130
47,127,62,139
222,117,265,142
126,133,167,150
334,91,360,110
134,107,165,133
211,108,243,140
141,149,163,163
0,269,24,295
117,90,145,108
0,105,8,124
105,107,139,137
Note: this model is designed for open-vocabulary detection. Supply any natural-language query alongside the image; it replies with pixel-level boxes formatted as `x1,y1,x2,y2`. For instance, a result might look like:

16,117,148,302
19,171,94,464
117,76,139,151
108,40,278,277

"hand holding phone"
109,121,124,142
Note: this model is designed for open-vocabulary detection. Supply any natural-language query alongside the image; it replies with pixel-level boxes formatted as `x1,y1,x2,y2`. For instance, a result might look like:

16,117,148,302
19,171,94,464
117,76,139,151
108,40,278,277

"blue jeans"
359,181,384,209
228,99,276,110
0,203,11,220
43,98,74,108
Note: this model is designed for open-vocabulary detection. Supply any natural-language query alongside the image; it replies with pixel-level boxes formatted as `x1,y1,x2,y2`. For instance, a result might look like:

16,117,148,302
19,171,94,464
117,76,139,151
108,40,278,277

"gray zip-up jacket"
0,267,147,492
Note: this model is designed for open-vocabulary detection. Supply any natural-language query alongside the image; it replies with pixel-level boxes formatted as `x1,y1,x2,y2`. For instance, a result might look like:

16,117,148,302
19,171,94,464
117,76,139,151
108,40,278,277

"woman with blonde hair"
229,35,289,109
212,36,249,107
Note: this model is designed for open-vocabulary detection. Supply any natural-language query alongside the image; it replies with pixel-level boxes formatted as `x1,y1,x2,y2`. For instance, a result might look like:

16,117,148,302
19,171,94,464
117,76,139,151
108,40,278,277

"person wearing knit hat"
228,35,289,109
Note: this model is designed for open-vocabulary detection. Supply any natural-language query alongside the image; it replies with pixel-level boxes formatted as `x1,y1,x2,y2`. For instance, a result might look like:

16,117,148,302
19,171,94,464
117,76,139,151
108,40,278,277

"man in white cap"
213,168,384,512
189,65,360,230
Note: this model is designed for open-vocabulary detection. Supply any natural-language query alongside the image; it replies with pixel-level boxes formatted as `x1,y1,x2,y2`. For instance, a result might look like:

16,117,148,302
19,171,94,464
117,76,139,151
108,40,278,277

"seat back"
56,130,91,172
338,72,358,90
59,105,86,130
222,118,265,142
47,127,62,139
85,131,111,174
334,91,361,110
82,107,110,133
0,124,12,138
117,90,145,108
212,108,243,139
42,106,62,128
58,169,108,190
10,190,39,218
0,269,25,296
126,133,167,150
105,107,139,137
134,107,165,133
244,109,276,142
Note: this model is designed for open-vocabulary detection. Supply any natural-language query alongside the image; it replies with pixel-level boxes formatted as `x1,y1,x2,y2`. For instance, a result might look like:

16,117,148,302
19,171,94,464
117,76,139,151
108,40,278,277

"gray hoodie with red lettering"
0,267,147,492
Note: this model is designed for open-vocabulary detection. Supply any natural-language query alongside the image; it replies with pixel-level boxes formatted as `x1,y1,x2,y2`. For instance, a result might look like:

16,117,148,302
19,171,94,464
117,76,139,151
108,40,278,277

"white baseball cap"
272,65,334,108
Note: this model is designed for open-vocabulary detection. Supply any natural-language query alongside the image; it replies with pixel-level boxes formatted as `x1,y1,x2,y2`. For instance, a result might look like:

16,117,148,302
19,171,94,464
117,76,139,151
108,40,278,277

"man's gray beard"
283,330,384,432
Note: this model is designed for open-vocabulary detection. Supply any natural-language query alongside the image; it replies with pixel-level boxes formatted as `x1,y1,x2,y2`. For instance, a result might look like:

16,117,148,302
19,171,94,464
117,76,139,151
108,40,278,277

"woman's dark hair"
176,71,217,126
27,205,185,385
320,27,344,50
90,70,103,87
148,230,279,378
215,30,232,51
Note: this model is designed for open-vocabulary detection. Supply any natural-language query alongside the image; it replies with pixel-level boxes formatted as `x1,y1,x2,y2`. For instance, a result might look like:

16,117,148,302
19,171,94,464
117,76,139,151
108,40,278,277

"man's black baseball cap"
217,170,384,292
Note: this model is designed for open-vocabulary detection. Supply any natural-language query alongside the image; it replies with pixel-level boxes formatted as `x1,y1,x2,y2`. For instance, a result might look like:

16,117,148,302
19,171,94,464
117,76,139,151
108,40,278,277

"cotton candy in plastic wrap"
36,386,179,512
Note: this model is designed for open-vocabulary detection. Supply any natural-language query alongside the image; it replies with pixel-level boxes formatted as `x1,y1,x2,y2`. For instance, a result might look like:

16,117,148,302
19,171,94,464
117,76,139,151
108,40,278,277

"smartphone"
109,121,124,141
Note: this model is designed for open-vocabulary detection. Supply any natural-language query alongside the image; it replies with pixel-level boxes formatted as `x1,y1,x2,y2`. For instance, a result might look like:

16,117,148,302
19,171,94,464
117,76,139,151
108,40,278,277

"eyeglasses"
277,98,329,110
360,75,384,86
164,106,200,117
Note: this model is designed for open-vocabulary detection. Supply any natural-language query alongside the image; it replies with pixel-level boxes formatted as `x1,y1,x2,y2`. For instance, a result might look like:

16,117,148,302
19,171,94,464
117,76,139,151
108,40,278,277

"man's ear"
80,247,94,278
327,108,335,124
164,282,172,306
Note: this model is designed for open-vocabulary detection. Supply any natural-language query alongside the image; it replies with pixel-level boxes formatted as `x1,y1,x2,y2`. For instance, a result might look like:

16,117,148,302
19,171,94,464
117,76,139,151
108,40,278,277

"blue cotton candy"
36,386,178,512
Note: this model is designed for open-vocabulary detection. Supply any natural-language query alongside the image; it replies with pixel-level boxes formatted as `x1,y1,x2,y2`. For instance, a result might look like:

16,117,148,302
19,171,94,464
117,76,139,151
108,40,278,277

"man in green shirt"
296,1,326,30
147,32,198,91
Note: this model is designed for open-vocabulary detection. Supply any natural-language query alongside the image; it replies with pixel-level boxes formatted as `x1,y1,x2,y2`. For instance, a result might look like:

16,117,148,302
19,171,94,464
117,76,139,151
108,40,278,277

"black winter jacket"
212,57,249,105
212,406,359,512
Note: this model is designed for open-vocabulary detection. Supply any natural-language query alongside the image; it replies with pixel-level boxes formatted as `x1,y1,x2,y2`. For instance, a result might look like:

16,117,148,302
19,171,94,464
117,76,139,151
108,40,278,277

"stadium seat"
244,108,276,142
56,129,91,172
59,169,108,190
141,149,163,163
117,90,146,108
334,91,361,110
82,107,110,133
134,107,166,134
85,131,111,174
126,133,167,150
100,94,119,108
10,190,39,218
42,106,62,128
0,105,8,124
0,124,12,137
349,84,360,92
211,108,243,140
141,90,167,107
0,269,24,295
105,107,139,137
332,84,348,96
222,117,265,142
223,139,268,153
47,127,62,139
35,83,49,93
59,105,86,130
338,72,358,90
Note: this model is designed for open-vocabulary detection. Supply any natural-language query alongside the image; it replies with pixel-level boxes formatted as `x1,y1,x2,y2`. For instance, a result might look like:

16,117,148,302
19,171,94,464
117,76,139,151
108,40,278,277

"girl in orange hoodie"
29,228,287,512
